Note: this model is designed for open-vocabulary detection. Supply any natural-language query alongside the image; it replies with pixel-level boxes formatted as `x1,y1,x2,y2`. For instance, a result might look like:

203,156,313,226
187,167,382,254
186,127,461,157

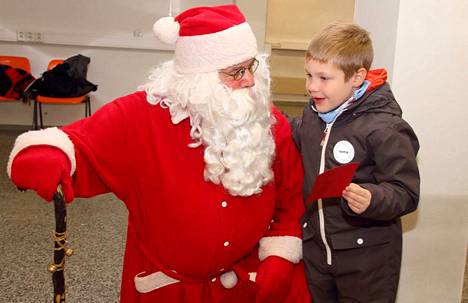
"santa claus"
7,4,311,303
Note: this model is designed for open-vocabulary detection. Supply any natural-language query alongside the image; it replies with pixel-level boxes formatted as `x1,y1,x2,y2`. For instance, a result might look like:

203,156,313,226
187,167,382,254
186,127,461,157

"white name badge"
333,140,355,164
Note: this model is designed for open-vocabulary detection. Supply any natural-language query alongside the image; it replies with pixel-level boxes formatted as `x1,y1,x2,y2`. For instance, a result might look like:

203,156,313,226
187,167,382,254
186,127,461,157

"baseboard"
0,124,33,132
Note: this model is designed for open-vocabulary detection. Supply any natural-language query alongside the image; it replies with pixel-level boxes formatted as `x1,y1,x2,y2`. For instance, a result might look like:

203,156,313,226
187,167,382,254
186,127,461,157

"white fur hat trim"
174,22,257,74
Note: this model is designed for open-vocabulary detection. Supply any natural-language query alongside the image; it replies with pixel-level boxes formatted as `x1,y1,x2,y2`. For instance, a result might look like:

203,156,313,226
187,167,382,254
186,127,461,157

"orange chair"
0,56,32,101
33,59,92,129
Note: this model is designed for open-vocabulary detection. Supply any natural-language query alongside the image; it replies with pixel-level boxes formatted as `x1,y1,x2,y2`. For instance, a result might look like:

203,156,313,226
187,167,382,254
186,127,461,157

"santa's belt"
133,231,256,293
135,267,257,293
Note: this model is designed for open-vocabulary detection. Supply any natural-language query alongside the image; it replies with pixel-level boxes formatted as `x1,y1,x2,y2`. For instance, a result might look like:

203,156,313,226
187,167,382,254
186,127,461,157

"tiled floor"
0,129,127,302
1,128,468,303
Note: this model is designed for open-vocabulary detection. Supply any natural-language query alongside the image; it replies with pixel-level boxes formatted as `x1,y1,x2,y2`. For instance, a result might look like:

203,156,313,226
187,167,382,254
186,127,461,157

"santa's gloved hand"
11,146,74,202
255,256,294,303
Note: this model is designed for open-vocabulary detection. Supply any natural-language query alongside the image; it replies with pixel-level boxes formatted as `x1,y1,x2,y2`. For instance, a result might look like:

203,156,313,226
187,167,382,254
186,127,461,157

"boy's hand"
342,183,371,214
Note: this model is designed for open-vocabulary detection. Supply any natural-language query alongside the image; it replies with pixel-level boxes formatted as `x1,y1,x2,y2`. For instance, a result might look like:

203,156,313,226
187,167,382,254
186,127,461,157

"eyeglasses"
220,58,259,81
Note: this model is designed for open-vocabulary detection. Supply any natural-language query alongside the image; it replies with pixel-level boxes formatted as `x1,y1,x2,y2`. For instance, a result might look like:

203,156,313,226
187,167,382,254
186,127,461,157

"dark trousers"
303,236,402,303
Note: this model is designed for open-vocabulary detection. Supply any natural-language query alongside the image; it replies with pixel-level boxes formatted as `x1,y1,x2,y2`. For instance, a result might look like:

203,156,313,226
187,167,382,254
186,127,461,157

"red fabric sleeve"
61,94,139,202
266,108,305,238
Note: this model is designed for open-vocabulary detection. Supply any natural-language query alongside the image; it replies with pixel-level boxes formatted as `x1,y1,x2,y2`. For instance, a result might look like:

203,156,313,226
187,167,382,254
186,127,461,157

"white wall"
0,43,173,126
0,0,233,48
356,1,468,302
0,0,267,127
237,0,268,51
392,0,468,197
356,0,468,197
354,0,400,82
392,2,468,298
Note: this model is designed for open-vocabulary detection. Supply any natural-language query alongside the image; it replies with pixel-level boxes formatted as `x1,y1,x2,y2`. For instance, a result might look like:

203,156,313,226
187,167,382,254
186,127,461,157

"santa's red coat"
14,91,310,302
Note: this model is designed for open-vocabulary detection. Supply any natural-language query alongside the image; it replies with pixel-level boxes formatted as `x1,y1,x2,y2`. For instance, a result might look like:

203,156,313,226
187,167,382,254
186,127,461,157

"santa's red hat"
153,4,257,74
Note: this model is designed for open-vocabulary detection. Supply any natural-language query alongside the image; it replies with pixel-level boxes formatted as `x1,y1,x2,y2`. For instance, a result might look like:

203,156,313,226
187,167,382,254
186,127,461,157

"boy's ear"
352,68,368,87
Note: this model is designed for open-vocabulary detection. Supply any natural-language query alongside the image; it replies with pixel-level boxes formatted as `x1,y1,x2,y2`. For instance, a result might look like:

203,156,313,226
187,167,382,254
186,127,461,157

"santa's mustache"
206,87,259,126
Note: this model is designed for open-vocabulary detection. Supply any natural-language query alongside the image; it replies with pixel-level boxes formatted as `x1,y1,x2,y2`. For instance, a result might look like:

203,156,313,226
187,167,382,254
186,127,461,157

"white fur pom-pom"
220,271,238,289
153,17,180,45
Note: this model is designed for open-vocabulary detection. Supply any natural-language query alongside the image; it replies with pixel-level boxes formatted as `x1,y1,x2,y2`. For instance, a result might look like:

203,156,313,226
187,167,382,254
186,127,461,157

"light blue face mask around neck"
315,80,370,123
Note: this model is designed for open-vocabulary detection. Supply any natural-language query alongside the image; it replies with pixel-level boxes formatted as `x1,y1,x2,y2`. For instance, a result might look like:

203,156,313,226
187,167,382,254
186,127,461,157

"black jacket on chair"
28,54,97,98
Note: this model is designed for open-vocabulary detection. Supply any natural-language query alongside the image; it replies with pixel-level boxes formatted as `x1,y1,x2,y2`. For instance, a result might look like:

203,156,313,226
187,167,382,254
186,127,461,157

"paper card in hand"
306,162,359,204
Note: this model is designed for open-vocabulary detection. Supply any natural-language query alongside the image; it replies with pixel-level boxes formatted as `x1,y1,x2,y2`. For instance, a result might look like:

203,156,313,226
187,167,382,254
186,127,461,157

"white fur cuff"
7,127,76,178
259,236,303,264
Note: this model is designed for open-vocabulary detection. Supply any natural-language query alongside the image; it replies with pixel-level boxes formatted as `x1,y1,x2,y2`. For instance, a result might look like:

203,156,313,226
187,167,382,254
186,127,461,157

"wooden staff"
47,186,73,303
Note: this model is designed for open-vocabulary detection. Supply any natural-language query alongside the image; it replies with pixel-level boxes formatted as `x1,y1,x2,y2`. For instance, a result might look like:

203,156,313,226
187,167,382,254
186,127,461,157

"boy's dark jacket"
291,70,420,251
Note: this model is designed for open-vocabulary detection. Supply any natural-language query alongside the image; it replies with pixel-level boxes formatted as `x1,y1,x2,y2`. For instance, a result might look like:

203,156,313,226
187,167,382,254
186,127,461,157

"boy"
290,22,420,302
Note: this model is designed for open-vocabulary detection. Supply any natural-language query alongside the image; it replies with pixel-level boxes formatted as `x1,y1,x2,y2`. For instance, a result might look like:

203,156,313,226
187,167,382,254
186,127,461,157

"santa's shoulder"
101,91,168,119
110,91,149,109
271,106,293,144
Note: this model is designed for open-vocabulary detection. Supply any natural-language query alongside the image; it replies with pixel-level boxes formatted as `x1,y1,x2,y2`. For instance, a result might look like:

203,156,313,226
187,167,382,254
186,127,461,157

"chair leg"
84,99,89,117
39,102,44,129
88,98,91,116
33,100,38,130
85,96,91,117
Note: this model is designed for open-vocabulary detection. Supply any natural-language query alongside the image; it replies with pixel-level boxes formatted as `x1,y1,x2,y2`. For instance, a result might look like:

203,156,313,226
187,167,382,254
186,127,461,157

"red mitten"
255,256,294,303
11,146,74,202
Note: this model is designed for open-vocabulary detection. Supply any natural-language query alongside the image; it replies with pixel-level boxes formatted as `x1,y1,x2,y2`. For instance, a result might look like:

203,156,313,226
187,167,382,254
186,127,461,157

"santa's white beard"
193,86,275,197
141,55,275,196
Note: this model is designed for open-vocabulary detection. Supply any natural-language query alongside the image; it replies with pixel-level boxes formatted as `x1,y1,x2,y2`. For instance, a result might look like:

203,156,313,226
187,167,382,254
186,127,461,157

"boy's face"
305,59,364,113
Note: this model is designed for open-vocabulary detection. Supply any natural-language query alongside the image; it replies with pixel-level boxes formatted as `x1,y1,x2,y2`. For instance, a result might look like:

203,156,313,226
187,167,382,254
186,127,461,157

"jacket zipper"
312,95,354,265
311,96,354,265
318,122,333,265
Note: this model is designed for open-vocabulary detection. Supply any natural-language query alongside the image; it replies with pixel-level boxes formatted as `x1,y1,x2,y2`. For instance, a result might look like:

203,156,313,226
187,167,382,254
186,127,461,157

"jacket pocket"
301,218,316,241
329,227,390,250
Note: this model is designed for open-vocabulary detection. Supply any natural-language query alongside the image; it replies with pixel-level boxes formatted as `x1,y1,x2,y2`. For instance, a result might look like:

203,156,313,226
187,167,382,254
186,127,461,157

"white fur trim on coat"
259,236,302,264
220,271,238,289
7,127,76,178
134,271,179,293
175,22,257,74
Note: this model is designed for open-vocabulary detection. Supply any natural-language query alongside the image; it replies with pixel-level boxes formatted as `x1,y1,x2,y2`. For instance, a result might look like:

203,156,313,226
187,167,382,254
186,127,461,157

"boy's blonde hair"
306,22,373,81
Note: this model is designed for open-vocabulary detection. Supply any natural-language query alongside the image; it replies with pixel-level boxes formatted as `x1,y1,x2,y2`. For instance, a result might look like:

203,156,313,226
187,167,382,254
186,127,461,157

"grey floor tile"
1,129,126,302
